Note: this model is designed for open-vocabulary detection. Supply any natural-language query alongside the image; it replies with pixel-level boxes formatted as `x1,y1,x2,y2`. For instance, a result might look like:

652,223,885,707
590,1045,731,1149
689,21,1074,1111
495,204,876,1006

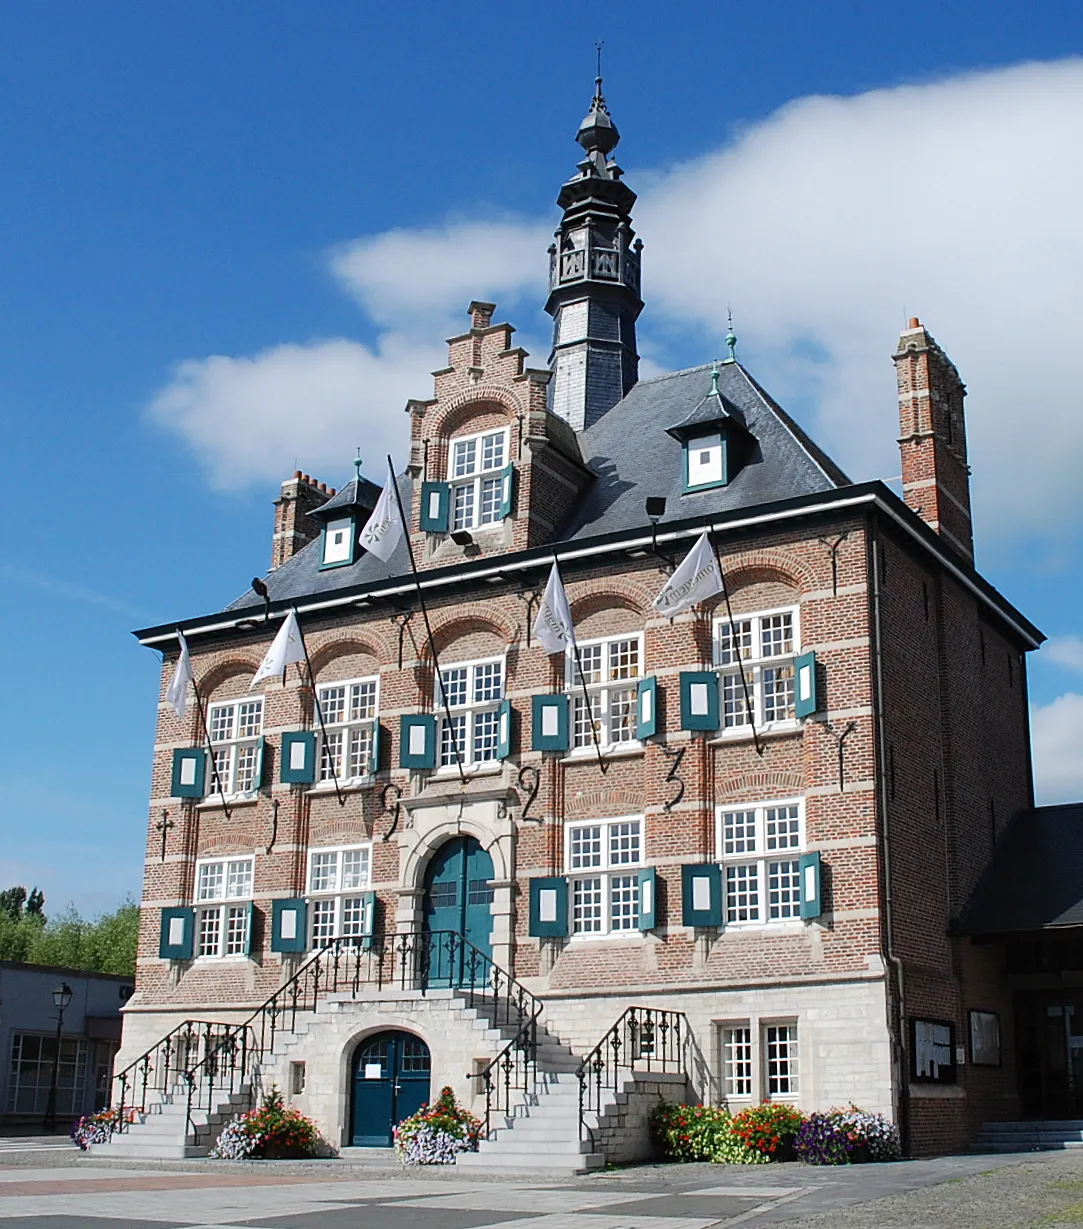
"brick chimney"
893,318,974,562
271,472,334,569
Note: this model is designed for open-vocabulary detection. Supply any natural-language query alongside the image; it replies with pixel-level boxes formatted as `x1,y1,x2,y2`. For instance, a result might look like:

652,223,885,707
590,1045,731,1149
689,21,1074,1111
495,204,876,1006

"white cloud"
148,336,443,489
329,220,550,329
150,57,1083,536
1032,692,1083,805
1042,636,1083,675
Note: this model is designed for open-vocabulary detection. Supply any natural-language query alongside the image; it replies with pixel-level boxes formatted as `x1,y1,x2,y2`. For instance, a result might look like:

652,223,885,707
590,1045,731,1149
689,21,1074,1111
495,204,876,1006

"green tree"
0,887,138,977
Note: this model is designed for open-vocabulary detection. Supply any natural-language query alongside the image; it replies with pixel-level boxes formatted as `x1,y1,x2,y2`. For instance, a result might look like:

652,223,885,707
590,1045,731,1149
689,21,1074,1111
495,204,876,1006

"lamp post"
43,982,73,1132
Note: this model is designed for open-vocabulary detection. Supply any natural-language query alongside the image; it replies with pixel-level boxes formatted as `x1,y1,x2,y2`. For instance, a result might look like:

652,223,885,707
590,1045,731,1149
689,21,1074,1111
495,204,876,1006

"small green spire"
710,360,721,397
725,310,738,363
354,447,363,483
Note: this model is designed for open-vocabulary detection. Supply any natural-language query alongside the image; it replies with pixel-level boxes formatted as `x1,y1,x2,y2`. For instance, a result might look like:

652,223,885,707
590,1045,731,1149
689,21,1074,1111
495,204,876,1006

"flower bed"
652,1101,900,1166
394,1086,482,1166
208,1086,325,1160
70,1106,137,1150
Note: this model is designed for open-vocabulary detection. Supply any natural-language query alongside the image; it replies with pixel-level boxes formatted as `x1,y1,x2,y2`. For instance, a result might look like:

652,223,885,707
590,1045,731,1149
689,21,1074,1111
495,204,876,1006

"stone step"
457,1149,604,1173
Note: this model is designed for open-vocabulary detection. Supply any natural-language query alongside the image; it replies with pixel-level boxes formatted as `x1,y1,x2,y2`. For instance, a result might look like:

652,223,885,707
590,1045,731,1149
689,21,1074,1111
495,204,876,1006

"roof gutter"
135,485,1043,650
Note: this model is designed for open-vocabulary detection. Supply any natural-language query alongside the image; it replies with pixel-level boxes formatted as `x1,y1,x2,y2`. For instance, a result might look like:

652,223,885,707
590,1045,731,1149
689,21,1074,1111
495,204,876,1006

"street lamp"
43,982,73,1132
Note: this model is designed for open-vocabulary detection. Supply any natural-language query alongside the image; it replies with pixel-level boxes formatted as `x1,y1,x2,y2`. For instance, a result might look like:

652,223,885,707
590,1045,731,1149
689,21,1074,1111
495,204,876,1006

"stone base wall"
592,1072,689,1164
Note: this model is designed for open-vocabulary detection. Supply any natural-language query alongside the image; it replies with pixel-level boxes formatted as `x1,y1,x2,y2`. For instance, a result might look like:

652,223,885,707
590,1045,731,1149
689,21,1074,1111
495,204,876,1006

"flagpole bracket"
649,524,677,574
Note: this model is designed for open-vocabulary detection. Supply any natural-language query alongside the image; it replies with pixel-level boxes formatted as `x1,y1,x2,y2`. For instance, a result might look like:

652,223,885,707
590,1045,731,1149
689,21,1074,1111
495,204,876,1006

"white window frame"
322,517,354,566
306,844,373,946
315,675,379,786
565,816,644,938
716,799,805,928
566,632,643,754
763,1021,799,1098
206,696,264,798
437,655,505,771
194,856,254,959
719,1022,754,1100
447,426,510,532
713,605,801,735
686,432,725,488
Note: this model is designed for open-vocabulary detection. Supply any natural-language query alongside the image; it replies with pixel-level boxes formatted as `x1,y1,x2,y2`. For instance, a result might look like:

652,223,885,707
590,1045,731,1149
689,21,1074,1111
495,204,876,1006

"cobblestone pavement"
2,1139,1083,1228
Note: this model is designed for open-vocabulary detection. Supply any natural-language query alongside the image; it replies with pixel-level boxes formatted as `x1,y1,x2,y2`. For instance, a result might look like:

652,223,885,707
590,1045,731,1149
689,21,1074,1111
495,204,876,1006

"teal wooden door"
422,836,494,983
350,1030,431,1147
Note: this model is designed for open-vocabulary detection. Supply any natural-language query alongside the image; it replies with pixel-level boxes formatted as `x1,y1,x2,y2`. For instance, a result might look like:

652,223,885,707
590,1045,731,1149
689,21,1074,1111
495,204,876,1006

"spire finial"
595,40,604,94
725,309,738,362
710,359,721,396
354,447,363,483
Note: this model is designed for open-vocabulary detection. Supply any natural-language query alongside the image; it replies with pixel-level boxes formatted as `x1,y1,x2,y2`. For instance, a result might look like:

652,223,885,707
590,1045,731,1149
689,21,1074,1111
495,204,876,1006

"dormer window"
321,517,356,569
419,426,515,535
686,433,726,490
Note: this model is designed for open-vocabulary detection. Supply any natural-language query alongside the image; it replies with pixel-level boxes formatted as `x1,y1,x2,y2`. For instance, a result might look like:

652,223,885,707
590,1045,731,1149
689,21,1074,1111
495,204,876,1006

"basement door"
350,1030,431,1147
422,836,494,984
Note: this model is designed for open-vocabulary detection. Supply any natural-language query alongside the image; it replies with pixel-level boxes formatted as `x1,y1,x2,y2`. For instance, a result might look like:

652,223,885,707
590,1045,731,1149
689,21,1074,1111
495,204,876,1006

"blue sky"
2,1,1082,915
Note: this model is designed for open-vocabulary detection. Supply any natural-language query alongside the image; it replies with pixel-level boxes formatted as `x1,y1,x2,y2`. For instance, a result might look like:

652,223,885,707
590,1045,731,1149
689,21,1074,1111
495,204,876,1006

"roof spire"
354,447,363,483
725,310,738,363
710,360,721,397
576,44,620,169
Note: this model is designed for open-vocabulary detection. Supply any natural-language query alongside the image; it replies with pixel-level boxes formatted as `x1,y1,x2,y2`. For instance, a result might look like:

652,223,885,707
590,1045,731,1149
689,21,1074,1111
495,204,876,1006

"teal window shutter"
254,737,267,790
368,721,382,777
280,731,317,785
361,890,378,950
637,867,658,931
419,482,450,532
498,464,516,519
400,714,437,769
799,851,823,919
532,694,570,752
158,907,195,960
679,671,720,731
636,677,658,740
243,902,256,956
497,699,513,760
270,899,308,953
171,748,206,799
681,864,722,927
794,651,818,718
529,877,569,937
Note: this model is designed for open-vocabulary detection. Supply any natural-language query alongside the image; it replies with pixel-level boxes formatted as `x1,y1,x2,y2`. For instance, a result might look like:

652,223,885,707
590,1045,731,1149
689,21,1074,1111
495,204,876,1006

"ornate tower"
545,75,643,432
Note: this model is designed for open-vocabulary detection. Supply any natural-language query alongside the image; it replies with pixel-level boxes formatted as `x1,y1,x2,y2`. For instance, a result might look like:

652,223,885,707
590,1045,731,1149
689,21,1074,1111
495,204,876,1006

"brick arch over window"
565,784,644,819
569,586,649,640
308,636,386,681
716,769,805,803
426,611,516,661
428,386,525,441
201,659,262,703
722,550,815,595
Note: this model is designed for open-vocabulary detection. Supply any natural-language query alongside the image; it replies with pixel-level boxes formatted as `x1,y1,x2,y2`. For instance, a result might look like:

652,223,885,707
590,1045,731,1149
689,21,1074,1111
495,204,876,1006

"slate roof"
223,360,849,614
955,804,1083,934
309,477,381,520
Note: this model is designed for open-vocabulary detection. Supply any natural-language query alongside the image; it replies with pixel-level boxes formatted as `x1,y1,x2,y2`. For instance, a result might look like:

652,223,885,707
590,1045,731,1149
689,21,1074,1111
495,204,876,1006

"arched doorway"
422,836,494,982
350,1030,431,1147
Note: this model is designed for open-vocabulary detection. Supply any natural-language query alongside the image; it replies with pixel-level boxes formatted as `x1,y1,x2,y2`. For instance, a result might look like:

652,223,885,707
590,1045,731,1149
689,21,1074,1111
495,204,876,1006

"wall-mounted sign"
968,1010,1002,1068
911,1016,956,1084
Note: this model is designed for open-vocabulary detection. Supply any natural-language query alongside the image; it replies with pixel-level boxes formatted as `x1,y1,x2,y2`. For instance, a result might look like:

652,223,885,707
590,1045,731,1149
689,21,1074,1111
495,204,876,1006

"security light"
645,496,667,521
451,530,474,546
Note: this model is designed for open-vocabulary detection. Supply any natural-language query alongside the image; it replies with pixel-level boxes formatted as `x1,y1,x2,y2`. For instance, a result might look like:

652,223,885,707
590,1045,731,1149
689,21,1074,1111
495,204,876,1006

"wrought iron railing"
576,1006,688,1144
110,930,540,1148
475,1007,542,1143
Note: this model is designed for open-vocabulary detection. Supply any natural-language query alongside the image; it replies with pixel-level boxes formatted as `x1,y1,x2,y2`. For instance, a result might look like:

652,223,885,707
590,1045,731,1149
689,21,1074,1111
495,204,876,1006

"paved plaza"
3,1140,1083,1228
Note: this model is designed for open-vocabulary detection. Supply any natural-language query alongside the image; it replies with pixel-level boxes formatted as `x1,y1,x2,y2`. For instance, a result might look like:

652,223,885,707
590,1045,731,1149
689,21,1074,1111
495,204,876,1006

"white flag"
359,459,405,562
534,562,576,656
652,530,724,618
165,631,194,718
252,610,307,687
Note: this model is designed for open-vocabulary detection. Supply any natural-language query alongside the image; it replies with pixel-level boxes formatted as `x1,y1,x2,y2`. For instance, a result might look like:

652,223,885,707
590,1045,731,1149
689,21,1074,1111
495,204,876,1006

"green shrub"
650,1101,769,1164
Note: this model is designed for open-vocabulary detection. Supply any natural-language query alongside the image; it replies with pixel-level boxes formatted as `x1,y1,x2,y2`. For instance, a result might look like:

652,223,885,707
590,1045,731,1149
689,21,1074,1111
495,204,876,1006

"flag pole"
386,456,467,785
553,557,608,777
715,557,764,757
292,607,346,807
178,629,233,821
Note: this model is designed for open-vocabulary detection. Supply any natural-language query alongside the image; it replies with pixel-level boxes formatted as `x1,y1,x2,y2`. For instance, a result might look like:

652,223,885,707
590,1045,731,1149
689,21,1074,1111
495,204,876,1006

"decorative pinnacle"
354,448,363,482
577,43,619,158
710,360,721,396
725,311,738,362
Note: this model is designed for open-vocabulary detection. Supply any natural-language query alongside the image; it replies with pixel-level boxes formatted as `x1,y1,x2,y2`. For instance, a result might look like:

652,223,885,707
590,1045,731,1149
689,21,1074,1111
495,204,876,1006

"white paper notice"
539,889,557,923
409,724,427,756
690,682,709,716
364,1063,383,1080
168,917,185,946
692,875,711,911
289,741,307,771
280,910,297,940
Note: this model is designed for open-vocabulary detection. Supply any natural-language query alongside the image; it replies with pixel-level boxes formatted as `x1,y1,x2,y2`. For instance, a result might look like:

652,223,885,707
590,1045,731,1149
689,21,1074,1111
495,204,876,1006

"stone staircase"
89,1084,252,1159
972,1120,1083,1153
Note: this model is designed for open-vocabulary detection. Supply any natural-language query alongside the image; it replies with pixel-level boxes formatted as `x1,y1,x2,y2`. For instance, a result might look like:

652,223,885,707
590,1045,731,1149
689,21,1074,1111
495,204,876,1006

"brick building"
113,81,1047,1163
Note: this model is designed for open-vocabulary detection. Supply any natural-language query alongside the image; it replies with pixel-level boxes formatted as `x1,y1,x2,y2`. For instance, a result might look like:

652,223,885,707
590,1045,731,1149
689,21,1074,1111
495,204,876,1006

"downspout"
869,524,908,1151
